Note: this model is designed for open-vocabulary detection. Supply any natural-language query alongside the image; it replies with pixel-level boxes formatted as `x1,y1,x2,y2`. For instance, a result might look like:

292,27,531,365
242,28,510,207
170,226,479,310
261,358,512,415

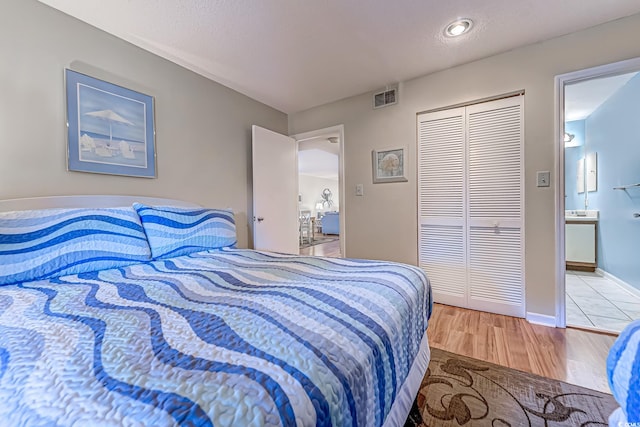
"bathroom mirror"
586,151,597,193
577,157,585,194
565,121,587,209
576,152,597,195
565,119,598,209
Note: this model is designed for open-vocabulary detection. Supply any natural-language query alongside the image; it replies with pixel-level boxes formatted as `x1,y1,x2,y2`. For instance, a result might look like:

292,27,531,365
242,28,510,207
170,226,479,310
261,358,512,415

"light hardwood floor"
428,303,617,393
299,236,341,257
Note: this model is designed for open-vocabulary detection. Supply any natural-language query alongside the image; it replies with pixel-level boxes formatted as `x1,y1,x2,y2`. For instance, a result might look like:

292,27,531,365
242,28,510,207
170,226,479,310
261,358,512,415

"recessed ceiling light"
445,19,473,37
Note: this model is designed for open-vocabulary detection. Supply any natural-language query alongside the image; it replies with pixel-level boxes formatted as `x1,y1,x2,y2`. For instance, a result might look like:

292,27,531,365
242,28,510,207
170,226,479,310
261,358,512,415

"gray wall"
289,13,640,317
0,0,288,248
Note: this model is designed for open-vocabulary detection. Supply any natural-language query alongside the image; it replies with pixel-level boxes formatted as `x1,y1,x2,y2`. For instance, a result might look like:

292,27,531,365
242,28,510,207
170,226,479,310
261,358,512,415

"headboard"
0,195,200,212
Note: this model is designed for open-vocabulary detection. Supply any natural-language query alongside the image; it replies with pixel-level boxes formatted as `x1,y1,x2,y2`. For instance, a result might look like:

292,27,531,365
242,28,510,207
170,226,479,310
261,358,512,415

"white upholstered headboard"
0,195,201,212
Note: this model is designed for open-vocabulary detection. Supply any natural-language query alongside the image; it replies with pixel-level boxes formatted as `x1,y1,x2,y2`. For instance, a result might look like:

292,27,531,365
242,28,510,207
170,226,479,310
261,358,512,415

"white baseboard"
526,312,557,328
596,268,640,299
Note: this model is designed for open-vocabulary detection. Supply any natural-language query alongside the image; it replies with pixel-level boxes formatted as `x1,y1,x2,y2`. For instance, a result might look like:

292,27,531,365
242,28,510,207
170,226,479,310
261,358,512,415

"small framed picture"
65,69,156,178
372,147,407,183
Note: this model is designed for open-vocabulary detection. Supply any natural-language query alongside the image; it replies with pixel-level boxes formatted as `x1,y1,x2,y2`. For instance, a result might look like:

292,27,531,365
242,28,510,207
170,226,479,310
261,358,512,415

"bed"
0,196,432,427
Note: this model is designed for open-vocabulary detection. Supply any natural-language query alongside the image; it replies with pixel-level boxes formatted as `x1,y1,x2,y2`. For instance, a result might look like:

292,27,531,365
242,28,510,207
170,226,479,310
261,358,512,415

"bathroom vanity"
565,210,598,272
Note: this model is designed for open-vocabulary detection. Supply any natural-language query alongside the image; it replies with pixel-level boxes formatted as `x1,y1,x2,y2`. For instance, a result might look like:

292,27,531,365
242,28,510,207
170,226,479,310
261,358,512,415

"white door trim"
554,56,640,328
292,124,346,257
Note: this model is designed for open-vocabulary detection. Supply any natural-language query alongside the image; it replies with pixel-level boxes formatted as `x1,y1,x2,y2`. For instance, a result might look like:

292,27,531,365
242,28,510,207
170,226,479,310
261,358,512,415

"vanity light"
445,19,473,37
564,132,575,143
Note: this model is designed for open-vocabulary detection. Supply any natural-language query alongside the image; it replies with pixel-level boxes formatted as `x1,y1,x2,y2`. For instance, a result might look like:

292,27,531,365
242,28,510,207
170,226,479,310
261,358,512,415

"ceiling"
39,0,640,114
298,137,339,179
565,72,638,121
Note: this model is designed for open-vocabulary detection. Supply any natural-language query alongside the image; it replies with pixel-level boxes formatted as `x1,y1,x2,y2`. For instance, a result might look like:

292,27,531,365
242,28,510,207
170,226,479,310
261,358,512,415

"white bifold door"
417,96,524,317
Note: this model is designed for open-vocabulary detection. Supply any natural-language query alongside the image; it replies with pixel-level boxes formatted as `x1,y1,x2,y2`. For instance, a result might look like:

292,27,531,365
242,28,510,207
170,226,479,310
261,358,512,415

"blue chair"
607,319,640,425
321,212,339,235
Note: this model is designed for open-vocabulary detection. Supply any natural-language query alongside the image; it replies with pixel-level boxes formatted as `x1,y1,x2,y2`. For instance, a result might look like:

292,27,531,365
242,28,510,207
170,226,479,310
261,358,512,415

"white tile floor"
566,271,640,333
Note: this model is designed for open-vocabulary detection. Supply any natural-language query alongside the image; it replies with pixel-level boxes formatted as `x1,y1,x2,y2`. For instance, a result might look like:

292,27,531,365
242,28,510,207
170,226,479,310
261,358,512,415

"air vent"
373,86,398,109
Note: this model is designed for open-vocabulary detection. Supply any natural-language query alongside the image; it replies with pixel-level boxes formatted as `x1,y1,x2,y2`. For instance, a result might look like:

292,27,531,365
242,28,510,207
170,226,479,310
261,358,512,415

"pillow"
133,203,236,259
0,207,152,286
607,319,640,424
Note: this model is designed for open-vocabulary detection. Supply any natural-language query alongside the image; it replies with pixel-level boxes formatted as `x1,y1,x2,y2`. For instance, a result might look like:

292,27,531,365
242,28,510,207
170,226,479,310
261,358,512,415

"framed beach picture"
65,69,156,178
372,147,408,183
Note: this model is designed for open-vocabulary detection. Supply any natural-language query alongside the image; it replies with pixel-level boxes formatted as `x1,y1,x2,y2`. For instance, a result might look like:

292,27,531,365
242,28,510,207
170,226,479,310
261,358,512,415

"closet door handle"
634,213,640,218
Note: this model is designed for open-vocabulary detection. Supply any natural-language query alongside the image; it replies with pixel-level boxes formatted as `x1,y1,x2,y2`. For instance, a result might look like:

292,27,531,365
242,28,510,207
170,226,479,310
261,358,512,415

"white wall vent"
373,85,398,109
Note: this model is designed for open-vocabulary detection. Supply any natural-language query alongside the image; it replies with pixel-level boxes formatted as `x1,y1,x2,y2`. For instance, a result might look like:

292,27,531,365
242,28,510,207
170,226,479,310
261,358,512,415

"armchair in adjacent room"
321,211,339,235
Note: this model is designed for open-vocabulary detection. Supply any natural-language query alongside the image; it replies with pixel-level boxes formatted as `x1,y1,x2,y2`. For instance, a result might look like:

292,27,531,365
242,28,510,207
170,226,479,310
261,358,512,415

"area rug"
404,348,618,427
299,236,338,249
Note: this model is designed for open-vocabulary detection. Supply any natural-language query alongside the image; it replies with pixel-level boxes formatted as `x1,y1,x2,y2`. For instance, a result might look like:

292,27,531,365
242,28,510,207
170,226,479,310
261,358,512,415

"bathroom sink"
565,210,599,221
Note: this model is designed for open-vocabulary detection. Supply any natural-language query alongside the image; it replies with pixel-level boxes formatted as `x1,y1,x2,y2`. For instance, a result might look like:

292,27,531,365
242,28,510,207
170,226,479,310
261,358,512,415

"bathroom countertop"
565,210,599,222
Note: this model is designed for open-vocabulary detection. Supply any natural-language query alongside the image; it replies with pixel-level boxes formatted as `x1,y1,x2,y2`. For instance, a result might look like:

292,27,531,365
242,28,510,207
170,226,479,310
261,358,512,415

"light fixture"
564,132,575,143
445,18,473,37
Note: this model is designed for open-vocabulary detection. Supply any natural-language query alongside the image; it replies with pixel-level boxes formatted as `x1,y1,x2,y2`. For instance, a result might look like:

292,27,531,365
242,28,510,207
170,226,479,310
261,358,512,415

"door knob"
256,217,265,222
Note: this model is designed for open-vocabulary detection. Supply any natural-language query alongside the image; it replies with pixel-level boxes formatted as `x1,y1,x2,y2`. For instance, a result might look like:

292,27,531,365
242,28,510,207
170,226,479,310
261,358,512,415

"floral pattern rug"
405,348,618,426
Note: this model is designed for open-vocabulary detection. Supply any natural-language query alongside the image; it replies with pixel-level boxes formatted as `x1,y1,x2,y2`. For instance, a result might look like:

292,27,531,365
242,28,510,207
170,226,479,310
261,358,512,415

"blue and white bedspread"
0,248,431,427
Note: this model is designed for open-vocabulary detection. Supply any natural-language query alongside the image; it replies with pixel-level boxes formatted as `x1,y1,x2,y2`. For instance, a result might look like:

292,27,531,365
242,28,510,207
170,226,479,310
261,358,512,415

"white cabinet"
566,221,597,271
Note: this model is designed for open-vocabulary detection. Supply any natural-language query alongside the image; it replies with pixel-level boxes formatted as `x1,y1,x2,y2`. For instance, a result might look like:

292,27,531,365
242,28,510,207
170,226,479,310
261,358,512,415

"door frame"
554,56,640,327
292,124,346,257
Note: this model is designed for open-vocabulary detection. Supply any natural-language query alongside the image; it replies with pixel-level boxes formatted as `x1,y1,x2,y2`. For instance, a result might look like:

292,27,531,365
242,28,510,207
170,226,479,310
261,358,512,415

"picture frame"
372,147,408,183
65,69,156,178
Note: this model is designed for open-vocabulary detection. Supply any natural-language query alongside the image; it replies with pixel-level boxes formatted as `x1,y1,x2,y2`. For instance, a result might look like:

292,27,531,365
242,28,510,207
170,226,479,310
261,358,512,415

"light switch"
355,184,364,196
537,171,550,187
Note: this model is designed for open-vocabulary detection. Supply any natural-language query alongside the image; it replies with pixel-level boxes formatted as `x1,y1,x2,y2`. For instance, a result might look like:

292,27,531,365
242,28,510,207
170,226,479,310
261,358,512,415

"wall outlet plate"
355,184,364,196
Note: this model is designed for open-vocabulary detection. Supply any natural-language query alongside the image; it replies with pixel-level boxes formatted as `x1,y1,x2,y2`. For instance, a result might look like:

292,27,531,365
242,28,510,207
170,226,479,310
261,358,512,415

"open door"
252,125,299,254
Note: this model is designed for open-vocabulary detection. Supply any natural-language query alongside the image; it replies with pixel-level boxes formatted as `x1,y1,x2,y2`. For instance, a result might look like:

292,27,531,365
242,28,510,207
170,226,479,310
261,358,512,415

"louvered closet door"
417,96,524,318
466,96,524,317
417,108,467,307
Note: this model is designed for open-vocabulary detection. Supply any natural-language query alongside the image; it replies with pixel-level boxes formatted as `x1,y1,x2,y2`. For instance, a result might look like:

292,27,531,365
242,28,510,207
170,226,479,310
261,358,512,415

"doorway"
293,125,345,258
556,57,640,333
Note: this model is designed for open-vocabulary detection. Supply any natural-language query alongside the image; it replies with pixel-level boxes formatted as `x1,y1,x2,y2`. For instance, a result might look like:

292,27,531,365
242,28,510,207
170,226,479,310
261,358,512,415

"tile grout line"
605,300,636,321
573,272,635,321
585,275,636,321
565,292,595,327
566,272,639,333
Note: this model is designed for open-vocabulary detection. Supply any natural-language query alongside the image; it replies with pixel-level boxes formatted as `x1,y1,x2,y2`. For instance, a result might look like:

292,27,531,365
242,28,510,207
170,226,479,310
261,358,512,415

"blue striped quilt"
0,248,431,427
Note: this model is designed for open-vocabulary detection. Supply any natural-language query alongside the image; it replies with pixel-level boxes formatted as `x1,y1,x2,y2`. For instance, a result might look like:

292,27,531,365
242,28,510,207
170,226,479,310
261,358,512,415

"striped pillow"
133,203,236,259
607,319,640,423
0,207,152,285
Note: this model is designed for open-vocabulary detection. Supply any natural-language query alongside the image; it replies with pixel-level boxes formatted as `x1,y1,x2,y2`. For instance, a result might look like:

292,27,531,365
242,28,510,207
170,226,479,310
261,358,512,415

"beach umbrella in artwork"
84,109,134,145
